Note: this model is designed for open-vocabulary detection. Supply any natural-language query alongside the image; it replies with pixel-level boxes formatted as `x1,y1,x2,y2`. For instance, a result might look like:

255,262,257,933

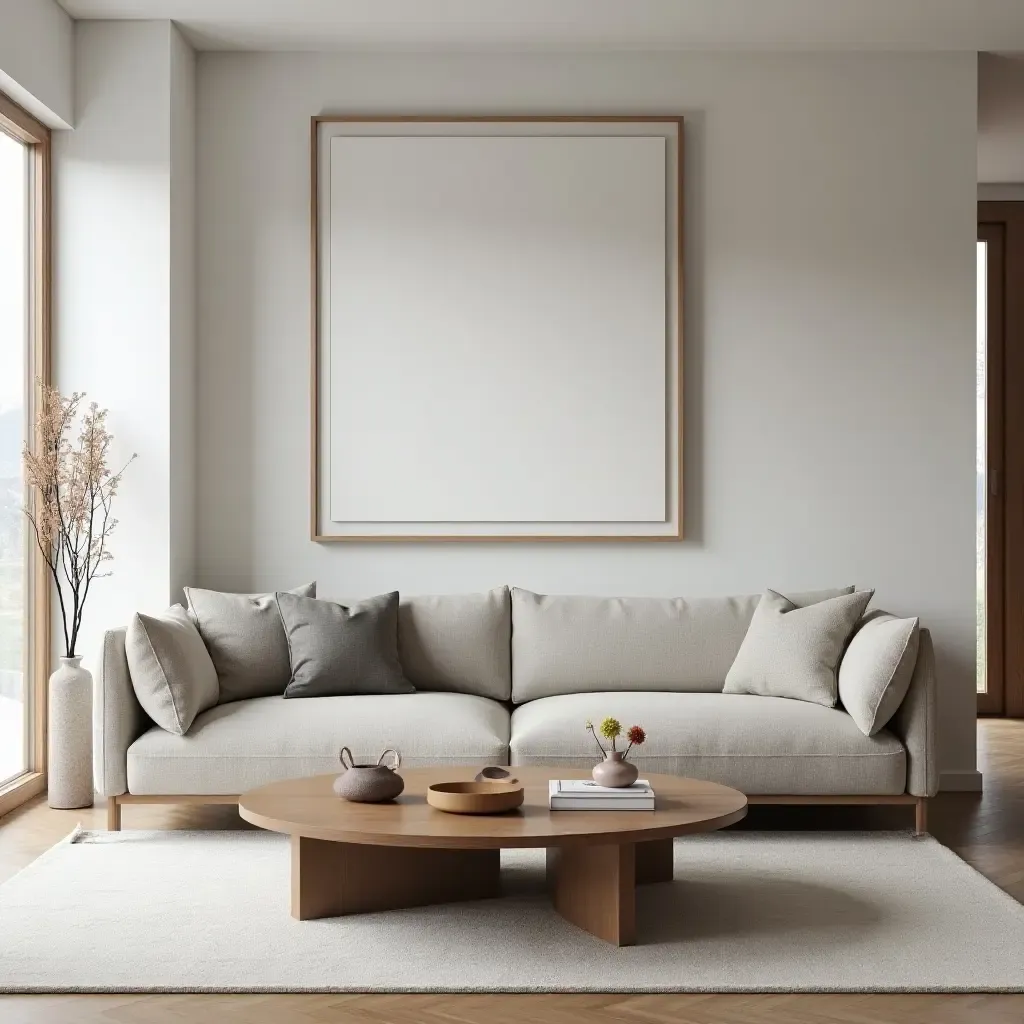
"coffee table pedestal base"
290,836,501,920
290,835,675,939
546,838,674,946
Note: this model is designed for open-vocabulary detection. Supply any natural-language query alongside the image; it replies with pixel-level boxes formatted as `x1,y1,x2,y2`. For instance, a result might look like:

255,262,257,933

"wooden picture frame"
311,115,684,541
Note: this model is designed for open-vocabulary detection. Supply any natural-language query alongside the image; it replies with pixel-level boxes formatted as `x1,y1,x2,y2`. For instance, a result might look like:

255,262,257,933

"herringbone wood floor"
1,718,1023,1023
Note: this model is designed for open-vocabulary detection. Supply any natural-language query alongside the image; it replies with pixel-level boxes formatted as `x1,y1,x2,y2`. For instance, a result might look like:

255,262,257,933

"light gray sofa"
95,586,937,831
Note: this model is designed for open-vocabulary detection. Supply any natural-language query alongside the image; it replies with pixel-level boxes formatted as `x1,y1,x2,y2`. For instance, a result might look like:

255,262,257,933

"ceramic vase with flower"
585,717,647,788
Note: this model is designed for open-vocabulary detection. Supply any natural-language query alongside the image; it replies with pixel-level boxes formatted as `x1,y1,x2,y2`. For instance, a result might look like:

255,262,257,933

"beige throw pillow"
839,612,920,735
126,605,219,735
724,589,874,707
185,583,316,703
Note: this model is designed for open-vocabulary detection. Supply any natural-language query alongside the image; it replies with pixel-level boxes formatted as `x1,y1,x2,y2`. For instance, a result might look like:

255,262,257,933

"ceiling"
55,0,1024,52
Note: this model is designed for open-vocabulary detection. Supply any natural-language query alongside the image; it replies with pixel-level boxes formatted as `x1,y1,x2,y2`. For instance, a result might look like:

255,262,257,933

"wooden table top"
238,767,747,849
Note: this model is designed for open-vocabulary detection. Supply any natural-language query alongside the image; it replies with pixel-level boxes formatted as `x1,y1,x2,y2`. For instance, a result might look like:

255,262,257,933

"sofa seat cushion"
127,692,510,795
510,692,906,795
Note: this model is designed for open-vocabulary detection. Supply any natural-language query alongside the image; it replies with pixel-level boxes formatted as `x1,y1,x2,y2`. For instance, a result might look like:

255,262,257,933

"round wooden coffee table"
239,766,746,946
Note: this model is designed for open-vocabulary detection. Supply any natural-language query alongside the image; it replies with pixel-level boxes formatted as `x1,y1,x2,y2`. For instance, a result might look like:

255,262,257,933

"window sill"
0,772,45,821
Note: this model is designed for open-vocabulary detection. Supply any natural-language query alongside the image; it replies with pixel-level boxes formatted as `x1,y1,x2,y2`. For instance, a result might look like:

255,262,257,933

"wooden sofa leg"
107,795,121,832
915,797,928,836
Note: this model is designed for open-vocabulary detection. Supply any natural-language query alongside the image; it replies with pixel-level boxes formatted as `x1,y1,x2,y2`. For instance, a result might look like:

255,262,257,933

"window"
0,93,49,815
0,129,29,785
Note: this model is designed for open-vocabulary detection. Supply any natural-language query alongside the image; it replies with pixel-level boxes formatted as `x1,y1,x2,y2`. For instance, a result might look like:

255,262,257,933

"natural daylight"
0,129,26,787
0,4,1023,1024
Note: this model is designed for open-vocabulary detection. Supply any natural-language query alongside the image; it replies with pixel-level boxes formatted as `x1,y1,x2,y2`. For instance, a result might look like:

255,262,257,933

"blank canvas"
326,133,669,525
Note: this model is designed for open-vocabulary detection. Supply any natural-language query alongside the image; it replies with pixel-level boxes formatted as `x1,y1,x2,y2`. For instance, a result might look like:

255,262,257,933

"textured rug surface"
1,829,1023,993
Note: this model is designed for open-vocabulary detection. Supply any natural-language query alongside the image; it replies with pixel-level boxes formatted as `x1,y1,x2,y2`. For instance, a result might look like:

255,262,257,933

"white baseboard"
939,770,983,793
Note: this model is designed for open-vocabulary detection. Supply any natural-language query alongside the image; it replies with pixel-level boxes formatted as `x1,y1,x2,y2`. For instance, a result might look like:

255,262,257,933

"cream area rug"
1,829,1023,993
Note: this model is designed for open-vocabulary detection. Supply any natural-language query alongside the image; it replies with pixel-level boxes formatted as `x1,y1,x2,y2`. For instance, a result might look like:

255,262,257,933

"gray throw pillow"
278,590,415,698
125,605,219,735
839,611,920,736
724,588,874,706
184,582,316,703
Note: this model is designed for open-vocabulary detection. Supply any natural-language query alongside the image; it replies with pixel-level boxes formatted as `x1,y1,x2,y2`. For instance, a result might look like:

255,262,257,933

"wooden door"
979,203,1024,717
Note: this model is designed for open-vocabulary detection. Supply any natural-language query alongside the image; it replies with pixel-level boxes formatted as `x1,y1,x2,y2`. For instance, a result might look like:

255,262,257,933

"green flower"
599,717,622,741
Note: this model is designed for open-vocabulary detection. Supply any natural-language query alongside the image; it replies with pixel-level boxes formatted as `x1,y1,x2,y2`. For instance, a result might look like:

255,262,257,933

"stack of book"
548,779,655,811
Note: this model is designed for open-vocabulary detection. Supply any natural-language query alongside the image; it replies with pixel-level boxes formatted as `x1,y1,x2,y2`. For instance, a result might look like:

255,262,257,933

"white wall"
979,53,1024,184
169,27,197,602
54,20,196,672
0,0,73,128
195,51,978,782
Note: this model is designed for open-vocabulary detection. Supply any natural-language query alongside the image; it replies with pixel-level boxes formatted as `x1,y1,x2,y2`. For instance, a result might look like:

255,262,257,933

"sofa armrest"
93,628,149,797
888,627,938,798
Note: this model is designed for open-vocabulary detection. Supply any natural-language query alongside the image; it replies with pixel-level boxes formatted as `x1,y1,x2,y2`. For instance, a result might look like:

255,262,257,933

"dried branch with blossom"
22,383,136,658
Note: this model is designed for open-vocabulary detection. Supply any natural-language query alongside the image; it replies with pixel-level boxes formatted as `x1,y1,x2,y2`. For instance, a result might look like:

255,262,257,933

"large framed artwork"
311,116,684,540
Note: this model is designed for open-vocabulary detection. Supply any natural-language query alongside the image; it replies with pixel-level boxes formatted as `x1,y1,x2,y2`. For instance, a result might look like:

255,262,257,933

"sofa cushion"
510,691,906,795
724,589,874,707
125,605,219,735
399,587,511,700
278,591,414,698
126,692,510,794
840,611,921,736
510,586,855,703
185,583,316,704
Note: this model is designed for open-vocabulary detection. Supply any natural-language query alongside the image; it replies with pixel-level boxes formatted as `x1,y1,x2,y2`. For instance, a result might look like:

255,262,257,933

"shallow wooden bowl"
426,780,525,815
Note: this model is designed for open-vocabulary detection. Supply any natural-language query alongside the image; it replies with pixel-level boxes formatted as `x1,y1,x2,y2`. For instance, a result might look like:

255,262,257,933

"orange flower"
627,725,646,746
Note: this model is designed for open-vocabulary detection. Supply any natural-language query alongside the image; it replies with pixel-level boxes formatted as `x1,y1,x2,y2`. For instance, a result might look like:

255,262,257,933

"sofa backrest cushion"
398,587,512,701
510,586,855,703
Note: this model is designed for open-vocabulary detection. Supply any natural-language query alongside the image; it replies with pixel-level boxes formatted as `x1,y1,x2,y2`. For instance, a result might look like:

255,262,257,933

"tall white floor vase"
47,656,94,809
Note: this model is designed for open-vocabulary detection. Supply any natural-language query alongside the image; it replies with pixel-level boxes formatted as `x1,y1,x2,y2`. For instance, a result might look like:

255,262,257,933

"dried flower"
627,725,646,746
599,717,622,741
584,719,606,757
22,381,136,657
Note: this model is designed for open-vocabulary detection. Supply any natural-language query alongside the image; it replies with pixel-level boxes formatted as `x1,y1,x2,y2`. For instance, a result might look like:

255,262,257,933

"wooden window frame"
979,202,1024,719
0,92,51,817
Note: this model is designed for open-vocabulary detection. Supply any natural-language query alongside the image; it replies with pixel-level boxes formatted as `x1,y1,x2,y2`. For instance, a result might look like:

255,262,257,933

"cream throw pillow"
126,605,220,735
724,589,874,707
839,611,920,735
185,583,316,703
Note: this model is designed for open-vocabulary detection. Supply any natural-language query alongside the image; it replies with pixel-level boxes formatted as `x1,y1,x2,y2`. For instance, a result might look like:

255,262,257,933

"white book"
548,780,655,811
550,800,654,811
549,780,654,799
